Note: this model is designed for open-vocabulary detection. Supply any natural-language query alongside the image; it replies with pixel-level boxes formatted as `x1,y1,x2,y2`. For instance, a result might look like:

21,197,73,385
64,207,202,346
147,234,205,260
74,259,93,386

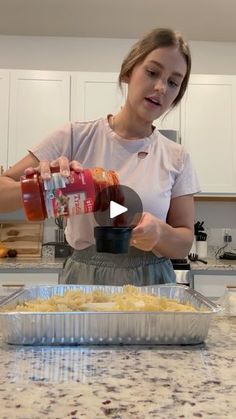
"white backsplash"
195,201,236,230
43,219,58,243
1,201,236,258
207,228,236,247
194,201,236,258
203,228,236,259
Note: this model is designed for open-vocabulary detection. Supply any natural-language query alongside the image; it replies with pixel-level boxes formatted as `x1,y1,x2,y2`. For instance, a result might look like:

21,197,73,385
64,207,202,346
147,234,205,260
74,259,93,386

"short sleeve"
29,123,72,161
171,149,201,198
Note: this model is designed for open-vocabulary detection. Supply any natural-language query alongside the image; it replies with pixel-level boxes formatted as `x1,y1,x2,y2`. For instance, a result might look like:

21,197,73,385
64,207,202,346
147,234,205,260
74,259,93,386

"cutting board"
0,221,43,258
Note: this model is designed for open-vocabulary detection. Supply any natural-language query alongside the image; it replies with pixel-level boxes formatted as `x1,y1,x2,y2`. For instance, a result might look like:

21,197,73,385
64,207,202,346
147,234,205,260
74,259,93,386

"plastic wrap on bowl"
218,286,236,316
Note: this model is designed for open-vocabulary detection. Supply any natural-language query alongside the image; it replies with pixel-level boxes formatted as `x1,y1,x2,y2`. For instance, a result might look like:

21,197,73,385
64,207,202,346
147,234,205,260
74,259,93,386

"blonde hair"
119,28,191,107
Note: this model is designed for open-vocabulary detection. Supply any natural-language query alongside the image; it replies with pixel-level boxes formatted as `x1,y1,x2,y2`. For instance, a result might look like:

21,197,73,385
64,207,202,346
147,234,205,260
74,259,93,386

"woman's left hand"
130,212,162,251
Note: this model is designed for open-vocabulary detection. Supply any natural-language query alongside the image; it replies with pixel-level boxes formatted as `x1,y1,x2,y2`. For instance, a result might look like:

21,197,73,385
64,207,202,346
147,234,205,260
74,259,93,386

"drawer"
193,274,236,298
0,272,58,288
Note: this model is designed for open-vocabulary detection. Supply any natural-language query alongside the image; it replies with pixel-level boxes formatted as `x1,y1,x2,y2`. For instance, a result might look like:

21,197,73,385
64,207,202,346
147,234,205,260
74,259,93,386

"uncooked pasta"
2,285,197,313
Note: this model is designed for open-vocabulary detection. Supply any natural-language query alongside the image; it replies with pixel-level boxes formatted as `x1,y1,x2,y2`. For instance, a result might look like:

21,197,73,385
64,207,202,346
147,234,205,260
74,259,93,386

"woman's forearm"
0,153,40,213
0,177,23,212
153,221,193,259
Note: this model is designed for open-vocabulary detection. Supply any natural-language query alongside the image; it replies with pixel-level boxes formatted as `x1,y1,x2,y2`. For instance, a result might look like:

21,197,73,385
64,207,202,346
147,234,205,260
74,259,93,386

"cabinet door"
0,273,59,298
0,71,10,170
181,75,236,194
71,72,126,121
7,70,71,167
153,104,180,140
194,274,236,298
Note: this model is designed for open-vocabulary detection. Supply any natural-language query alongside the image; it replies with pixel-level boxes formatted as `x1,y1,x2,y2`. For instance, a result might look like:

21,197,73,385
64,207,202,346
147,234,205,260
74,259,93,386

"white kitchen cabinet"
71,72,127,121
71,71,181,135
193,274,236,298
0,272,59,286
0,272,59,298
153,104,180,137
181,75,236,194
0,70,10,170
2,69,236,196
7,70,71,167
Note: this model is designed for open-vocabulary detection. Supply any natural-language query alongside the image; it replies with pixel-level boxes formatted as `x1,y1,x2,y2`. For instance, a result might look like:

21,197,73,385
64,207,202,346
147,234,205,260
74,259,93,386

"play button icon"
94,184,143,228
110,201,127,219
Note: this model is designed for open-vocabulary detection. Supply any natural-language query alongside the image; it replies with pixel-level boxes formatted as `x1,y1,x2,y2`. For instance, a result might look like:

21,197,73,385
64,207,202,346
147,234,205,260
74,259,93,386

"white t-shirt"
31,117,200,250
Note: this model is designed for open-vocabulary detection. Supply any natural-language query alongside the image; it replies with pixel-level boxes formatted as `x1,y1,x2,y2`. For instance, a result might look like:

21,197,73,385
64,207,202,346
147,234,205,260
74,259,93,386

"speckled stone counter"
0,316,235,419
190,258,236,274
0,257,236,273
0,257,64,273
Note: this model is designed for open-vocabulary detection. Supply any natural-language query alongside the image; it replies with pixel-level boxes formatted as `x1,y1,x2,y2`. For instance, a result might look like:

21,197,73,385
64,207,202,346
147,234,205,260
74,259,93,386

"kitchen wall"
1,202,236,251
0,35,236,248
0,36,236,74
195,201,236,250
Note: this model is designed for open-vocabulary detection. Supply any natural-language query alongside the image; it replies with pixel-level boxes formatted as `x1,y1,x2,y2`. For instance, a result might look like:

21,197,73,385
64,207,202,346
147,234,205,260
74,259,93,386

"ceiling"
0,0,236,42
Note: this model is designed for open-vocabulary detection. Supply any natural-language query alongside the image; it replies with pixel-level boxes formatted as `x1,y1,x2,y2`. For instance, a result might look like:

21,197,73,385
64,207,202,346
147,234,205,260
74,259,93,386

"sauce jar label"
44,170,96,217
21,167,119,221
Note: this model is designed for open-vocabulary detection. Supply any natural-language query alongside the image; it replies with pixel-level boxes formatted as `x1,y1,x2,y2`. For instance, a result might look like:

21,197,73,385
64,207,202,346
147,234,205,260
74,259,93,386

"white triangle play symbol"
110,201,128,219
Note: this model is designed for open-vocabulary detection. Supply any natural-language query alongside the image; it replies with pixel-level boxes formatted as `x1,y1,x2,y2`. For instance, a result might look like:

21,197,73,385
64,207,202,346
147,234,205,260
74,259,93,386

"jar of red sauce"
20,167,119,221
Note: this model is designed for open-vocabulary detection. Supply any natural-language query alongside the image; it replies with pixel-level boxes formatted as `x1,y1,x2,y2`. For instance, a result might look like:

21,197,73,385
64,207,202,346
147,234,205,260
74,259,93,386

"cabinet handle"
2,284,25,287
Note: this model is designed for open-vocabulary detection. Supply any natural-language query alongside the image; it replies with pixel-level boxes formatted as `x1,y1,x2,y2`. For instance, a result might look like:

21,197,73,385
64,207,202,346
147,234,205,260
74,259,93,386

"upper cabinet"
1,69,236,196
7,70,70,167
71,71,181,140
153,105,180,136
180,75,236,194
0,71,10,169
71,72,126,121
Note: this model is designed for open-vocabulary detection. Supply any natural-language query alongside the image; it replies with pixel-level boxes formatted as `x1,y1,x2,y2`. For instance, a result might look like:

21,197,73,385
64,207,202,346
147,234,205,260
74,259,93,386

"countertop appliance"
42,242,72,258
159,129,178,142
219,251,236,260
43,217,73,258
171,259,192,286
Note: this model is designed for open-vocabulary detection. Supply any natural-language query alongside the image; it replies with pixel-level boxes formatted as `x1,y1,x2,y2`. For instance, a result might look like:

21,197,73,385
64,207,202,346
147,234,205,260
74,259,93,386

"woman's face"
126,46,187,123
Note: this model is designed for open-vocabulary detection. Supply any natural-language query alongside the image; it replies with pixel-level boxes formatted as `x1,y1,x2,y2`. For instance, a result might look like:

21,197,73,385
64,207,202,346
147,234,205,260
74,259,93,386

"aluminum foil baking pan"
0,285,221,345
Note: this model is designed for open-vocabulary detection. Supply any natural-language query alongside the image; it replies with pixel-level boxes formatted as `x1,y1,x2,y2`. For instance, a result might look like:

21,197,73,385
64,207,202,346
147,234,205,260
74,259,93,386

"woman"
0,28,200,285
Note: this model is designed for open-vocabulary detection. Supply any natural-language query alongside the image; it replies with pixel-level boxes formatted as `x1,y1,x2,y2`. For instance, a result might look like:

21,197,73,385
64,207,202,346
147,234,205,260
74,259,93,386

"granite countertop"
190,258,236,272
0,257,64,272
0,315,235,419
0,256,236,273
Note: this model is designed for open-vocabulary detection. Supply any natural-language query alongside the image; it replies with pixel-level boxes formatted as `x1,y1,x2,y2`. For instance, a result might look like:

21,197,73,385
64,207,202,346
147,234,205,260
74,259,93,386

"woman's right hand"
24,156,83,179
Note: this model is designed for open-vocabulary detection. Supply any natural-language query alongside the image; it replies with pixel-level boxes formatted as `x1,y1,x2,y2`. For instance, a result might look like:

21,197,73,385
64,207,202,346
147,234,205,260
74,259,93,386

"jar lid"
20,174,46,221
